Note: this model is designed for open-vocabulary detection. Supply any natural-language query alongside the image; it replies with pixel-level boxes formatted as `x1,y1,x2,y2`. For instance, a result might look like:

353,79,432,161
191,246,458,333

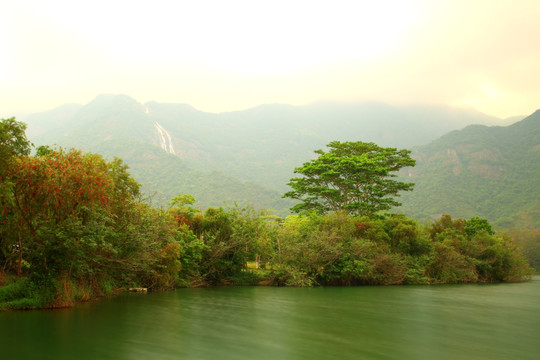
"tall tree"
0,118,32,276
283,141,416,216
1,118,31,196
0,118,31,169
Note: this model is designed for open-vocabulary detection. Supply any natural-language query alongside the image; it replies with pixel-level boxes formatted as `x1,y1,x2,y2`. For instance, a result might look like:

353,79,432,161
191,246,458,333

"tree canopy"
0,117,31,168
283,141,416,216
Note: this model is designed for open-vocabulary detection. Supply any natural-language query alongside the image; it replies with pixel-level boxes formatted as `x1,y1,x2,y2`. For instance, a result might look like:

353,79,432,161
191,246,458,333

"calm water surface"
1,277,539,360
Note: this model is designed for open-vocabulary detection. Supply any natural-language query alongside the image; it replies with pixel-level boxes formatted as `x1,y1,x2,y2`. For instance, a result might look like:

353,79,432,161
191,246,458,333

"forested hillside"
22,94,501,214
23,95,294,214
23,95,540,229
400,110,540,229
140,99,500,192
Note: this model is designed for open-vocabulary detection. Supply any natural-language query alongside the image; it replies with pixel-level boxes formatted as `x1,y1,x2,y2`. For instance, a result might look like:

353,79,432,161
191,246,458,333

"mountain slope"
21,95,295,214
20,94,516,221
143,99,501,192
399,109,540,229
28,94,156,148
95,139,293,212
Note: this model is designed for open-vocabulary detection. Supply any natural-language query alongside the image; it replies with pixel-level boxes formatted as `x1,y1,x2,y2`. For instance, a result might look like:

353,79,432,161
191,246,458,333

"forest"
0,118,535,310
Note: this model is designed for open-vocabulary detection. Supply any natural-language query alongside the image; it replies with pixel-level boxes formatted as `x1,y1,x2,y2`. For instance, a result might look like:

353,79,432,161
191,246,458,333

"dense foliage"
271,213,533,286
505,229,540,271
284,141,415,216
0,118,181,309
0,118,534,311
148,204,535,289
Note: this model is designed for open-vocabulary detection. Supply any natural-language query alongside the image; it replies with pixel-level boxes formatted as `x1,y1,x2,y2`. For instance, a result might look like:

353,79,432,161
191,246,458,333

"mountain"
143,100,501,192
26,94,155,147
22,95,294,214
19,94,506,217
399,110,540,229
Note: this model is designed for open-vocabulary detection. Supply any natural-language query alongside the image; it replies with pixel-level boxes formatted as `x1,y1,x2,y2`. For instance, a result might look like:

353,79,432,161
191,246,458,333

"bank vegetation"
0,118,534,310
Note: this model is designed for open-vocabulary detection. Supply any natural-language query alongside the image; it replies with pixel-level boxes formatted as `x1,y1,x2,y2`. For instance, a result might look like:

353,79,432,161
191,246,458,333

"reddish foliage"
355,221,372,236
2,150,115,233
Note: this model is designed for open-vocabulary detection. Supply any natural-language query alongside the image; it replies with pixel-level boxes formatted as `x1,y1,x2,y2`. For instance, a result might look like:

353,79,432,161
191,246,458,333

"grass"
0,277,53,310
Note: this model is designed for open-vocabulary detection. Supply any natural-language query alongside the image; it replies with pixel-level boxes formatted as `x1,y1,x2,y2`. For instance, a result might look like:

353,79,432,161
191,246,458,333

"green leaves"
0,128,183,302
284,141,416,216
0,118,31,168
464,217,495,237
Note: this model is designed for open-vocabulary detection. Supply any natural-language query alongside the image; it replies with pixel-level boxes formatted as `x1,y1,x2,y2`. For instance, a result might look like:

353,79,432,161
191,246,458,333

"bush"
0,277,55,310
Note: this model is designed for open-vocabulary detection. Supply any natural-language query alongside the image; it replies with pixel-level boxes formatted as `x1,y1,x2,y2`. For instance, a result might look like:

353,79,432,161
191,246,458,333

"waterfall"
154,122,176,155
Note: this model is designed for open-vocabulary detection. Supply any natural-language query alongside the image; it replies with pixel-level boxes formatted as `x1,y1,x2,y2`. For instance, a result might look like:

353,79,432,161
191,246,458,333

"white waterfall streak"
154,122,176,155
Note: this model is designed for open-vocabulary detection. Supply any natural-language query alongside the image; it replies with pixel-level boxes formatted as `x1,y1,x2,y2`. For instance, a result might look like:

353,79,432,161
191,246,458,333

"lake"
1,277,539,359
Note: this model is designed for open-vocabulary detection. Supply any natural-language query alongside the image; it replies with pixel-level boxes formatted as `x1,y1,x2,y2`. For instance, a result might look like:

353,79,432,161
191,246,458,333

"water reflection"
1,278,539,359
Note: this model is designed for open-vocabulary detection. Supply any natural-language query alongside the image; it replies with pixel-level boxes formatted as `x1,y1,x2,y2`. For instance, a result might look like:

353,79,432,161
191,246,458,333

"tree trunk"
17,233,22,277
277,238,281,264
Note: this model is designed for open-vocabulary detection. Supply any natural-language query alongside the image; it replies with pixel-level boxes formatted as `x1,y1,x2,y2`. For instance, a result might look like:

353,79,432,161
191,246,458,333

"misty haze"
1,1,539,359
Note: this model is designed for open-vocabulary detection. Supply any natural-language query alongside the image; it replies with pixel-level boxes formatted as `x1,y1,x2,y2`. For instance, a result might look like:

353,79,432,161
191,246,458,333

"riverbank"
1,264,535,311
1,121,535,311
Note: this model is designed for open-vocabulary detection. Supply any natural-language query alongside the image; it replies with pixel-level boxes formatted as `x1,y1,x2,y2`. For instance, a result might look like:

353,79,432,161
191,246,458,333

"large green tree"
0,118,31,168
283,141,416,216
0,118,31,197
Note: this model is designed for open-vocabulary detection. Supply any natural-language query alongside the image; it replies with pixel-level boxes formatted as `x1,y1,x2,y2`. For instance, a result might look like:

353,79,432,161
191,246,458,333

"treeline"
171,209,534,287
0,118,534,310
506,229,540,270
1,118,181,309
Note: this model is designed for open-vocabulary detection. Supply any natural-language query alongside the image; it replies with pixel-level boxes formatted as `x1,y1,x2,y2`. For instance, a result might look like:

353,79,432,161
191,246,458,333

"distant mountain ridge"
25,94,502,187
147,99,504,192
20,94,528,222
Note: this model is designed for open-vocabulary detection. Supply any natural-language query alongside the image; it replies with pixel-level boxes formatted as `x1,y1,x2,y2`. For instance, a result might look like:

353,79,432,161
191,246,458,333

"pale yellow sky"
2,0,539,118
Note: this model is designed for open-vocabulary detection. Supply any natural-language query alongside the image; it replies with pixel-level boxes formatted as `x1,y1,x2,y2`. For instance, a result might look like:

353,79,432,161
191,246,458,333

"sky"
2,0,540,119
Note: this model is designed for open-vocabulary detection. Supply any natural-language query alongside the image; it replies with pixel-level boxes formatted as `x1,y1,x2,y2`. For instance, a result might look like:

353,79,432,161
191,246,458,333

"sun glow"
2,0,540,117
38,0,423,75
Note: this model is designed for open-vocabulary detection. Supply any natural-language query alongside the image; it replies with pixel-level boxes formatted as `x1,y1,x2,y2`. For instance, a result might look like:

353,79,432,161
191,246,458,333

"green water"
1,277,539,360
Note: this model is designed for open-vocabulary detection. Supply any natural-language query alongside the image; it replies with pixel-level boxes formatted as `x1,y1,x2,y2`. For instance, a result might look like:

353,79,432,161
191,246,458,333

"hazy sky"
2,0,539,118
